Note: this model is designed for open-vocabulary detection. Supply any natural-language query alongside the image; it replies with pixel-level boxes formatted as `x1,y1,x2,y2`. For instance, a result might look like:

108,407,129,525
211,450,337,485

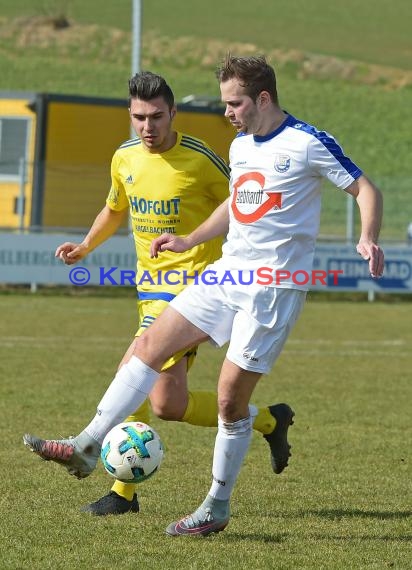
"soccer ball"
101,421,164,483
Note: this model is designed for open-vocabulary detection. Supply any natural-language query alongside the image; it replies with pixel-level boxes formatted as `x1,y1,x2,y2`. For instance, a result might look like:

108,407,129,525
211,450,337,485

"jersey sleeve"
307,131,363,190
106,152,129,211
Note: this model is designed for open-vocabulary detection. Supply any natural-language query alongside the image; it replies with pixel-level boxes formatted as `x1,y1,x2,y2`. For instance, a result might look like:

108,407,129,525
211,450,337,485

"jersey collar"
253,113,294,143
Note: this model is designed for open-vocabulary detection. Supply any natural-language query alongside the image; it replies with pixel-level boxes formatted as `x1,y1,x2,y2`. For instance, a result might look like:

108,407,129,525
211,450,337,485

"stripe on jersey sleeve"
119,137,142,150
180,135,230,178
290,118,362,178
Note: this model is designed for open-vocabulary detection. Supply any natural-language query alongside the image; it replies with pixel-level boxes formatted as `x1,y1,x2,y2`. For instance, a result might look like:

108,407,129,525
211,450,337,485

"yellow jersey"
106,132,230,298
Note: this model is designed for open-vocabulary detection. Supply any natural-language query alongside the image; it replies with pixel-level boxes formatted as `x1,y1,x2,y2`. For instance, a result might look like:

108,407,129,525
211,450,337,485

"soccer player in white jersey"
24,55,384,536
24,70,294,518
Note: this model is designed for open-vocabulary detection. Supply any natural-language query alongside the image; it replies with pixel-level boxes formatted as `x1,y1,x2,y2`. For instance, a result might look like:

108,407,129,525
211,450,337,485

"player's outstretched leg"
263,403,295,474
22,431,100,479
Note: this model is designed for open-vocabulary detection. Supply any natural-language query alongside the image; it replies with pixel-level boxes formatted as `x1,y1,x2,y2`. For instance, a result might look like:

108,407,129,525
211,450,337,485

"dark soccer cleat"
81,491,140,516
263,403,295,474
23,432,100,479
166,508,229,537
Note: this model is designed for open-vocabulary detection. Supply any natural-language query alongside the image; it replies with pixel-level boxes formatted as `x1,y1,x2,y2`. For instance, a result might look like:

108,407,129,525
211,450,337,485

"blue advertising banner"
313,245,412,293
0,234,411,293
0,233,136,286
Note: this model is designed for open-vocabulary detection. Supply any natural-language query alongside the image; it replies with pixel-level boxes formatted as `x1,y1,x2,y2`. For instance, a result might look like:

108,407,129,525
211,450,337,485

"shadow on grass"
309,534,412,543
224,527,411,543
307,508,412,520
223,532,285,543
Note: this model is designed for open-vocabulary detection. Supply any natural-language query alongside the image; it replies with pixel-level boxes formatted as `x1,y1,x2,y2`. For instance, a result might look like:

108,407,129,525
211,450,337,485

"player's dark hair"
216,54,279,105
128,71,175,109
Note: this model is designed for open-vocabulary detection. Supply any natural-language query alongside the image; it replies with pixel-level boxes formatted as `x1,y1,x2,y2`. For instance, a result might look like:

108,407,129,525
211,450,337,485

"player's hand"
356,240,384,278
55,242,88,265
150,234,191,258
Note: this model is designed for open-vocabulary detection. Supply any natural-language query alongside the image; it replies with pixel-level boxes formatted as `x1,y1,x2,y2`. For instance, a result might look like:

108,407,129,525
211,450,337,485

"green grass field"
0,292,411,569
0,1,412,239
3,0,412,70
0,3,411,568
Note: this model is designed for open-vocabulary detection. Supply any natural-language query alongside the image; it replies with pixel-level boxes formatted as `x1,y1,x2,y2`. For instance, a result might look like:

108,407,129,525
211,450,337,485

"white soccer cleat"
23,432,101,479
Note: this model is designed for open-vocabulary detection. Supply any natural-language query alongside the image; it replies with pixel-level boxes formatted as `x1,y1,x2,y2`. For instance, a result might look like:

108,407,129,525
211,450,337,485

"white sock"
208,415,253,501
83,356,158,444
249,404,258,422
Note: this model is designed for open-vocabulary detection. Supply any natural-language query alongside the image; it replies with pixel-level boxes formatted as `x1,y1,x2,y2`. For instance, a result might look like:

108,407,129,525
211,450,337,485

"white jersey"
220,113,362,290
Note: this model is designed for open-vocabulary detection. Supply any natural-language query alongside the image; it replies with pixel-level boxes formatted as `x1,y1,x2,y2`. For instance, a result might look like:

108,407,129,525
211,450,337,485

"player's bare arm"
345,175,384,278
55,205,128,265
151,198,230,258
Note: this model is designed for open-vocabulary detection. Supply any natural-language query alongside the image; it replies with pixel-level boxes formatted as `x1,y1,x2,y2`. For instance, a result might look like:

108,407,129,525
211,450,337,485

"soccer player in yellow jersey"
27,71,295,515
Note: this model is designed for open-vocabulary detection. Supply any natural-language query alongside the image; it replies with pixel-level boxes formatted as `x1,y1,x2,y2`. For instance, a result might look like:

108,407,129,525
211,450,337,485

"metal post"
131,0,142,78
346,193,354,244
129,0,142,235
18,157,26,231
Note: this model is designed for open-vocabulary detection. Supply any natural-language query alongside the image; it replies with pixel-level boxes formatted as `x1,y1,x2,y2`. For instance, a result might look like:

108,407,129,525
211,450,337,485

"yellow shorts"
135,298,197,372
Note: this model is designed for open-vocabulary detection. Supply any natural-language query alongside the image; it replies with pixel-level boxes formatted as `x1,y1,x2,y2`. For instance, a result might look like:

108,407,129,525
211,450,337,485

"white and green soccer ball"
101,421,164,483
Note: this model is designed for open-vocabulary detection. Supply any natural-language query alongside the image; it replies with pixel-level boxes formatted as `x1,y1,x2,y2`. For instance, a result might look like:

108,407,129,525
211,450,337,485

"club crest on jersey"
107,187,120,206
274,154,291,173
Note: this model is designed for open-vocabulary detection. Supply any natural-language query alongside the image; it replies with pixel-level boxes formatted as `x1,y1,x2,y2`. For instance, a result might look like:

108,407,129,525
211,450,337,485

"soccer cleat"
166,508,229,537
263,403,295,474
22,432,101,479
81,491,140,516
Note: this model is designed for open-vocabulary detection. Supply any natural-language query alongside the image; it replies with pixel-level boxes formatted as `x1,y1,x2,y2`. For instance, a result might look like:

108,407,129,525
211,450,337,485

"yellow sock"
253,407,276,435
181,391,275,434
111,480,136,501
125,399,151,425
110,400,152,500
181,390,218,427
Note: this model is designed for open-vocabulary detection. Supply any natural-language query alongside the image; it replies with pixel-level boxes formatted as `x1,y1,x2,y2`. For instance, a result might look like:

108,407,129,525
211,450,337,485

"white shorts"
170,280,306,374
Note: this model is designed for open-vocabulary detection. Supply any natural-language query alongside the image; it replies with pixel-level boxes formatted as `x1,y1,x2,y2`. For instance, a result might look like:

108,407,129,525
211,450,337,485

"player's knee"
133,332,164,368
134,331,152,354
150,400,183,421
217,397,242,422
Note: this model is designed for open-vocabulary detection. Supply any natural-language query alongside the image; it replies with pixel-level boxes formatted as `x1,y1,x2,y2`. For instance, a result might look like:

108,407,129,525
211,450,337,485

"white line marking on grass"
283,349,409,357
0,336,131,348
0,336,406,345
288,339,405,346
